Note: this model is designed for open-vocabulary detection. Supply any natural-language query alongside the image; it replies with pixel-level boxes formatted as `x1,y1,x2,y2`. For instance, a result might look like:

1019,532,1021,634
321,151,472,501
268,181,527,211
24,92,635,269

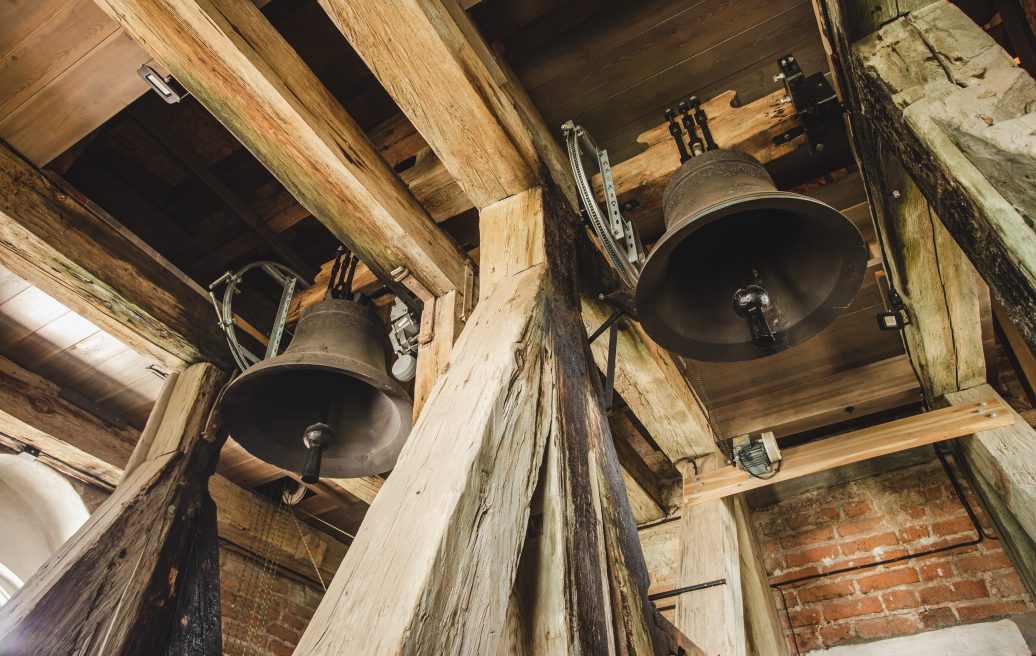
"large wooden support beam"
0,141,225,368
684,396,1013,505
296,188,676,654
818,0,1036,353
0,363,227,654
947,385,1036,592
97,0,470,300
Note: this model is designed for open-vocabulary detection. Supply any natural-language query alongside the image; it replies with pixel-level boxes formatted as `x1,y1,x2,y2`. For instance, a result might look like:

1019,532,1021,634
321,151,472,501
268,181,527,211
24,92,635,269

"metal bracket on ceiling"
772,54,846,159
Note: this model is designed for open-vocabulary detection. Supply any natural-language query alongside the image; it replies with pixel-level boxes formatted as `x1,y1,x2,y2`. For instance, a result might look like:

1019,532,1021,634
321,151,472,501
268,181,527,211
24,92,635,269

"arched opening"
0,453,90,605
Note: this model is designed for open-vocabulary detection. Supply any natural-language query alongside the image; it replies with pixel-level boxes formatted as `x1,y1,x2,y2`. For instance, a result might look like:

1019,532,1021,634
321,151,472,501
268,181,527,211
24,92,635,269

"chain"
683,358,735,463
290,508,327,591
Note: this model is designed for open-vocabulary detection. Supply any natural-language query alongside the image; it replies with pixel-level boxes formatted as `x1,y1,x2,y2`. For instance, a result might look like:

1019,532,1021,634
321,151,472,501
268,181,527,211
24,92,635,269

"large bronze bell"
220,298,412,480
635,149,867,362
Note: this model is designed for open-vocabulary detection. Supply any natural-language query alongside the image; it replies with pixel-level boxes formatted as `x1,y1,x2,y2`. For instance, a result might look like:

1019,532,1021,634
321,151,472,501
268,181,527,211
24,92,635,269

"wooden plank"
0,30,151,166
948,385,1036,552
98,0,470,300
0,0,119,120
411,289,465,419
675,454,746,656
0,363,226,655
684,397,1014,505
712,355,922,438
734,495,788,655
838,2,1036,353
0,142,226,368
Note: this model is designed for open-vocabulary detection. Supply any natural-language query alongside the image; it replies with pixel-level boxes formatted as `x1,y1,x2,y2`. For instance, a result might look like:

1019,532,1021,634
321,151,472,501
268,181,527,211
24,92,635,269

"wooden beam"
595,89,802,241
0,141,225,368
861,128,985,401
0,363,226,654
684,396,1013,505
98,0,471,300
296,188,676,654
0,352,346,585
713,355,922,438
821,0,1036,353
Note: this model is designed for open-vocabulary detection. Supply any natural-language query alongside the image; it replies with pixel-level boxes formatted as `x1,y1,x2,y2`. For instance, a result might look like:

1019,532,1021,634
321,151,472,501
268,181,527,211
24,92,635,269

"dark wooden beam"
0,141,226,368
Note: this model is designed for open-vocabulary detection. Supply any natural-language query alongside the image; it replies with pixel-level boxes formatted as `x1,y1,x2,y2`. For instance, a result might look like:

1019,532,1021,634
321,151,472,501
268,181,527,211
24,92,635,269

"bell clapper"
301,422,333,483
733,285,777,350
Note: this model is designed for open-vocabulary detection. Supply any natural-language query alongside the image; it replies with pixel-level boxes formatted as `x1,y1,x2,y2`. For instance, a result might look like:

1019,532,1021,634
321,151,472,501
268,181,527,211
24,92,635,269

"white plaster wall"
0,453,89,587
806,619,1031,656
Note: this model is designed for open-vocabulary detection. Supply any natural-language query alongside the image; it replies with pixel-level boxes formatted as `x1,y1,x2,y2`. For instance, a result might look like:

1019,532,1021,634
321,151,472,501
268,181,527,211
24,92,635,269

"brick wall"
219,547,325,656
753,456,1034,652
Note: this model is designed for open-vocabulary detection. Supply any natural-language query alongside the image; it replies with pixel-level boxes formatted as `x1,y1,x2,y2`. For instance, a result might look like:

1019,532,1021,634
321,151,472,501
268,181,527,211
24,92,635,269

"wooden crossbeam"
0,141,225,368
97,0,471,301
683,397,1014,506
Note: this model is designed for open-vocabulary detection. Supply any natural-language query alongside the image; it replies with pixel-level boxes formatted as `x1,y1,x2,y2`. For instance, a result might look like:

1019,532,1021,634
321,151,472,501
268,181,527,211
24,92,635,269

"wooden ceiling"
0,0,926,530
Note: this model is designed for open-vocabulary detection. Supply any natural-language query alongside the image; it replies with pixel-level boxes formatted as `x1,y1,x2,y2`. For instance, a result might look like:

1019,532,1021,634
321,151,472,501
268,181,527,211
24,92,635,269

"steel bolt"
988,412,999,418
773,73,786,82
779,96,792,105
891,190,902,199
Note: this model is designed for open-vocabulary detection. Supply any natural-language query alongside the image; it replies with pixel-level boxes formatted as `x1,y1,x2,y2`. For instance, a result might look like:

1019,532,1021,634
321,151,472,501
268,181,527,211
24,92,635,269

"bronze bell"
220,298,412,480
635,149,867,362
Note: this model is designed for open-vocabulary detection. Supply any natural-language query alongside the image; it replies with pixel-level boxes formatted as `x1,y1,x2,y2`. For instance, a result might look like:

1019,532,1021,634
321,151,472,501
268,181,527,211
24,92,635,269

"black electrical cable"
772,445,996,651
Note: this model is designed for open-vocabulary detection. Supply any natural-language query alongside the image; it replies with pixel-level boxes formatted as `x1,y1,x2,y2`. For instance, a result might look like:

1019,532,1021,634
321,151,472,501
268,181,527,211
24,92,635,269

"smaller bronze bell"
220,298,412,479
635,149,867,362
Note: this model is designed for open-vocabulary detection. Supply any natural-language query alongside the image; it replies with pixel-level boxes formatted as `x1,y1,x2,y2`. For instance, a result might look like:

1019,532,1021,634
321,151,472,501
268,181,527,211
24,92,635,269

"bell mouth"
221,362,412,478
635,190,867,362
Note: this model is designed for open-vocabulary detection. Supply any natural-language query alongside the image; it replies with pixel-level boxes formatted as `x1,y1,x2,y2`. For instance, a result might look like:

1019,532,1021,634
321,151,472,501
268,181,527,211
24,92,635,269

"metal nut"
891,190,902,199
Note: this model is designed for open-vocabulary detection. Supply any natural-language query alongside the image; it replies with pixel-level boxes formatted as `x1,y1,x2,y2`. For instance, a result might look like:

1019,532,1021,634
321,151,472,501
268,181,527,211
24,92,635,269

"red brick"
790,606,821,626
989,572,1027,597
918,580,989,604
857,567,919,593
854,615,920,639
823,597,883,621
269,640,295,656
770,565,820,585
791,629,821,652
843,501,871,518
898,524,930,542
929,500,965,517
781,526,836,549
904,505,927,520
882,589,919,611
919,606,958,629
917,559,956,580
837,516,884,537
267,623,300,643
819,623,853,647
955,551,1012,573
787,545,840,569
840,531,899,555
797,580,855,603
933,516,977,537
956,600,1029,621
761,538,781,556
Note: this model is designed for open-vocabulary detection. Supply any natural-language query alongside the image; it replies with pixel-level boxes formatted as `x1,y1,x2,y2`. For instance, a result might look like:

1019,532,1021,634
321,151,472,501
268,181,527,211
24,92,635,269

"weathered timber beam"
862,154,986,400
0,353,345,585
0,141,225,368
296,188,677,654
713,355,922,438
611,411,668,524
823,0,1036,353
97,0,471,300
0,363,226,654
684,396,1014,505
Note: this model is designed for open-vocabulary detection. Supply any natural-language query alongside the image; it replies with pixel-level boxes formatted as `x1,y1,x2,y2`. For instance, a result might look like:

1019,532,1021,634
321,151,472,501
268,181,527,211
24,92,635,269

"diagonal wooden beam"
0,141,225,368
97,0,471,300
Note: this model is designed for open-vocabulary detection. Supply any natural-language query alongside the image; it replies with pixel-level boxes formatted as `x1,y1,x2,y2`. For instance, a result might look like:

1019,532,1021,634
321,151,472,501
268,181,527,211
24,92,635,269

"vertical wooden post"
412,289,466,418
0,363,228,655
295,187,676,654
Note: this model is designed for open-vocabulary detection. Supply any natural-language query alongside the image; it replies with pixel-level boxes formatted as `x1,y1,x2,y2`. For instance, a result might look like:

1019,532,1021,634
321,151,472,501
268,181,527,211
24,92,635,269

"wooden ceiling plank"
0,143,225,368
97,0,470,299
684,396,1014,505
